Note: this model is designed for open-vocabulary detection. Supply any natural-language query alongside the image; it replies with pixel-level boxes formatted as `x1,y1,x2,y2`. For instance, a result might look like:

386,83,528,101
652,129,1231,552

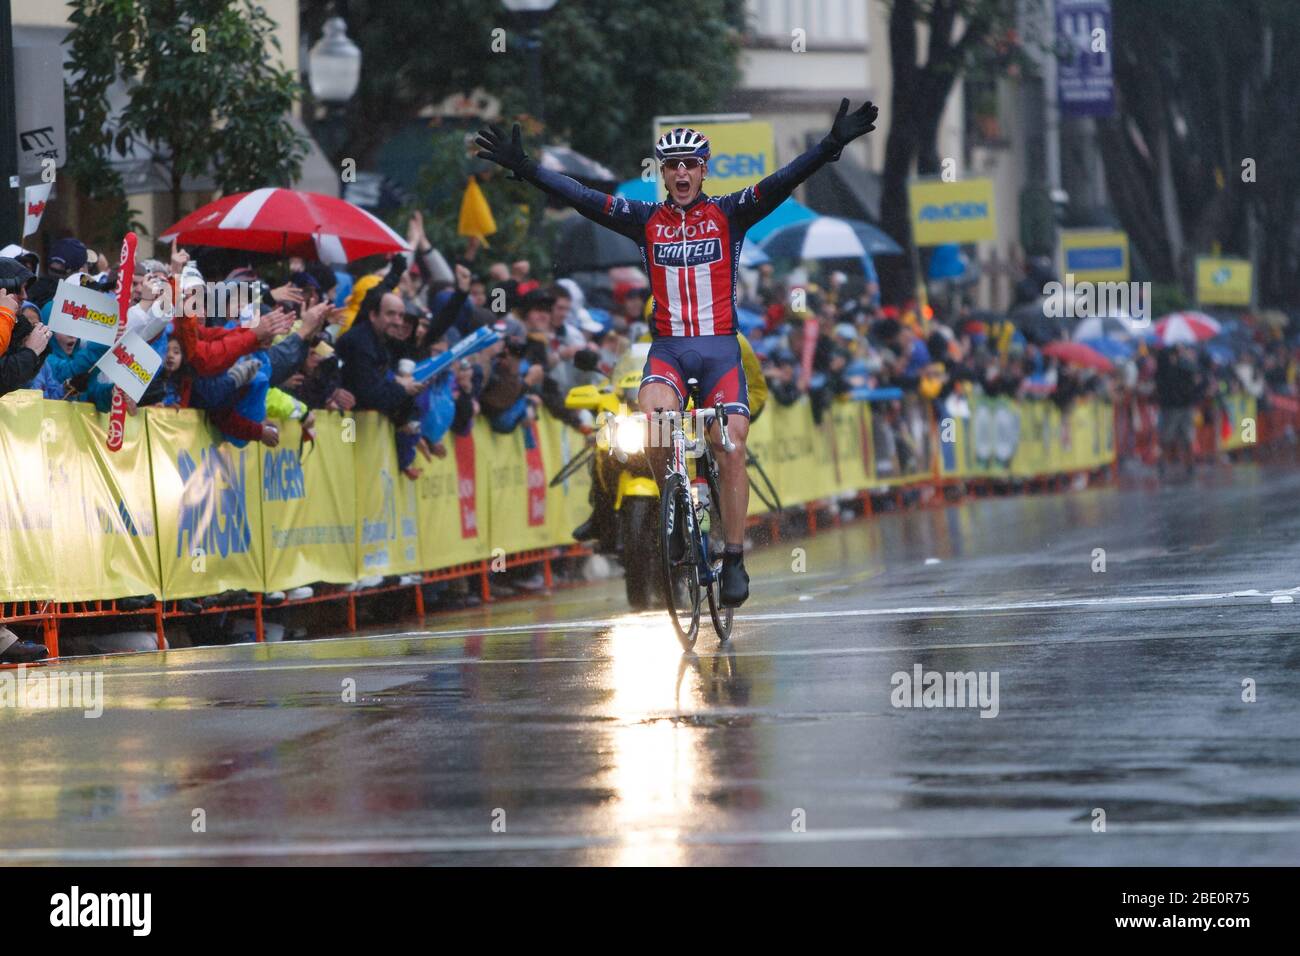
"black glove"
475,123,532,179
824,98,879,156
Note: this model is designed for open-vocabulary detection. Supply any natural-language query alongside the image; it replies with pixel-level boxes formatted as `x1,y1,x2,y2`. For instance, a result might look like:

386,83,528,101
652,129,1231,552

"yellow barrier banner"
353,412,420,577
744,405,775,516
3,389,1125,605
0,391,55,601
482,417,556,554
416,422,493,570
146,407,265,600
763,398,821,508
539,410,592,546
260,412,357,592
47,400,161,601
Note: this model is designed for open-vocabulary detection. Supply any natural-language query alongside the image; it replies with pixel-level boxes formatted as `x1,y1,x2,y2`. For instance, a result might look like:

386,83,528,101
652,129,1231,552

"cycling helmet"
654,127,710,163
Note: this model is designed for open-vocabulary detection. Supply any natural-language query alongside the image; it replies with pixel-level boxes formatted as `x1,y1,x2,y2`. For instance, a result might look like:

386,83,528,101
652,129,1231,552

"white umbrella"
1073,315,1142,341
760,217,904,261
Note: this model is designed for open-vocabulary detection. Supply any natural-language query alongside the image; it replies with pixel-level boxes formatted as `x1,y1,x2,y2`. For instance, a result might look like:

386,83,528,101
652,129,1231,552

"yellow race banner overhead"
260,413,358,593
1196,256,1253,306
909,177,997,245
653,116,774,199
146,407,265,601
1059,229,1130,284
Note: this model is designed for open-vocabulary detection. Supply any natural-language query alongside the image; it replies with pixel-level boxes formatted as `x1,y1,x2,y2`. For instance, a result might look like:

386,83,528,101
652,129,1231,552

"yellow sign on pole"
1059,229,1129,284
1196,257,1253,306
652,115,775,200
908,178,997,245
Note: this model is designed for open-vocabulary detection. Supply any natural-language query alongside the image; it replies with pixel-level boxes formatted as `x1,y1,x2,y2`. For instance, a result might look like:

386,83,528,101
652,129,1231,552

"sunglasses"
660,157,706,171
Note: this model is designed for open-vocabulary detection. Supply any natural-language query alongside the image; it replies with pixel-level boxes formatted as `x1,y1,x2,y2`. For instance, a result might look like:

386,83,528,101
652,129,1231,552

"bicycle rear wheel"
660,472,700,650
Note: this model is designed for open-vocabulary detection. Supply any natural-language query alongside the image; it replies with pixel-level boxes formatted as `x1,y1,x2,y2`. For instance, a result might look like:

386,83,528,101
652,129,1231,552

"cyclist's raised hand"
827,98,879,149
475,124,530,178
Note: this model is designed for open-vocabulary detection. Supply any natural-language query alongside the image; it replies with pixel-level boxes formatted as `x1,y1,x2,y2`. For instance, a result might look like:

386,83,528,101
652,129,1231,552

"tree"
64,0,305,242
410,128,556,271
876,0,1026,305
298,0,741,176
1100,0,1300,306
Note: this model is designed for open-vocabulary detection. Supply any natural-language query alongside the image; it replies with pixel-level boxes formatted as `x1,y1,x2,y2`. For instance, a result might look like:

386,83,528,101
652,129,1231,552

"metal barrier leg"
543,553,554,590
44,610,59,660
414,578,425,620
480,563,491,603
154,602,165,651
347,593,357,631
254,593,264,643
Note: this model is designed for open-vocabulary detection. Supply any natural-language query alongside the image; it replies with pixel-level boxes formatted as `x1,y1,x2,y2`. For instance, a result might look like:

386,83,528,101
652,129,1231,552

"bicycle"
656,378,735,651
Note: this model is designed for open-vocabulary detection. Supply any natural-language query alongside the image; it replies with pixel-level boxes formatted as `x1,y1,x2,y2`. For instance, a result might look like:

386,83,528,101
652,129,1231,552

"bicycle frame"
662,404,732,584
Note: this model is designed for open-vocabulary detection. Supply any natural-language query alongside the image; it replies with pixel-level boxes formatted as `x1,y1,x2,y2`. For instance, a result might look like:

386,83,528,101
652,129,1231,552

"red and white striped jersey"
525,139,838,338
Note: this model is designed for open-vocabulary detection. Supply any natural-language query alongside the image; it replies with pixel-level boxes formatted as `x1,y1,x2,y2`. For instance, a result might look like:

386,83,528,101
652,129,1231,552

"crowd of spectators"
3,220,1298,659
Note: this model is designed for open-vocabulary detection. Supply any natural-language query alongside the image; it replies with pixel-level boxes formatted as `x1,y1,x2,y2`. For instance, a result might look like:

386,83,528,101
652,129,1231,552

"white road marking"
5,817,1300,862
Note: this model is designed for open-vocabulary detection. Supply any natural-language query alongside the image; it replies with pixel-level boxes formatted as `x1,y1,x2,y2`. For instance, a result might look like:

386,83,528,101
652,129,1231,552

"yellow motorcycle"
553,343,665,609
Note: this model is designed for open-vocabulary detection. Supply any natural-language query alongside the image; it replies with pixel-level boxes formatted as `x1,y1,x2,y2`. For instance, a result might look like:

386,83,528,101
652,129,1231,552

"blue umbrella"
739,238,769,268
747,197,818,243
760,216,904,260
928,243,968,280
614,177,658,202
735,307,764,336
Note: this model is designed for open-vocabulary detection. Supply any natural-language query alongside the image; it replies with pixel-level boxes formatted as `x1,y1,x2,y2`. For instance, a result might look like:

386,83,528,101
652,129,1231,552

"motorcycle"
552,343,664,609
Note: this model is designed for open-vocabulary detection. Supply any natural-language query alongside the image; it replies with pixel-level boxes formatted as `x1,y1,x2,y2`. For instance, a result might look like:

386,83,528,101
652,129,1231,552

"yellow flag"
458,176,497,245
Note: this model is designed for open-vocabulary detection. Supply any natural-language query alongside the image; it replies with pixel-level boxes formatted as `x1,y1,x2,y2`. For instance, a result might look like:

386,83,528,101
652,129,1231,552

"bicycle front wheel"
660,473,700,650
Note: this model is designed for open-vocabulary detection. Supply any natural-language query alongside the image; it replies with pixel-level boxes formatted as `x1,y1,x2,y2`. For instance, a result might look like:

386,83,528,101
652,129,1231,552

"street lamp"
501,0,557,128
308,17,362,105
307,16,362,194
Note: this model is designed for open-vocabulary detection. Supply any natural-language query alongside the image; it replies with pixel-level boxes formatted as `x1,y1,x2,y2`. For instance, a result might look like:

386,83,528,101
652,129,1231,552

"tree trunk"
878,0,920,305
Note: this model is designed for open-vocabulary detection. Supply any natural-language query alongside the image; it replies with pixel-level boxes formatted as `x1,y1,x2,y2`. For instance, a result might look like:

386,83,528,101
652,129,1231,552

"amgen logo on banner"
176,446,251,559
918,201,988,223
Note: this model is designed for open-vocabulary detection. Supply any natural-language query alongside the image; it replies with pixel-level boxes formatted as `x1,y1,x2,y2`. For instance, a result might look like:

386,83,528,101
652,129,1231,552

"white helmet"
654,127,710,163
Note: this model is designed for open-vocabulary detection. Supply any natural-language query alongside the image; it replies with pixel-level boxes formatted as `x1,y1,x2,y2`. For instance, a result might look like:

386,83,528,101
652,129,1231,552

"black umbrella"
1008,299,1068,345
553,214,643,276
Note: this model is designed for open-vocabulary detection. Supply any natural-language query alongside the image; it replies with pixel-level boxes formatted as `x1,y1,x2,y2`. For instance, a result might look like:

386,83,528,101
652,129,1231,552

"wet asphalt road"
3,463,1299,866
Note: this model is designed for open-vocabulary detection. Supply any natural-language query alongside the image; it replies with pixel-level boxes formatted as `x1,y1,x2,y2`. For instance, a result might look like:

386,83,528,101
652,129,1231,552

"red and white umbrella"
1042,340,1114,372
1153,311,1221,345
160,187,410,264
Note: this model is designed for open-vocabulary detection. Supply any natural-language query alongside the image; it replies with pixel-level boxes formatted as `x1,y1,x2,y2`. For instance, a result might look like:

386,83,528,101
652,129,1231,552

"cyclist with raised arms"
476,98,878,607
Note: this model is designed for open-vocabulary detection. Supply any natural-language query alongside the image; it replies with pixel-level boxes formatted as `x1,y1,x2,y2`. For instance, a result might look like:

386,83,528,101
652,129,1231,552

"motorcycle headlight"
614,415,645,455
